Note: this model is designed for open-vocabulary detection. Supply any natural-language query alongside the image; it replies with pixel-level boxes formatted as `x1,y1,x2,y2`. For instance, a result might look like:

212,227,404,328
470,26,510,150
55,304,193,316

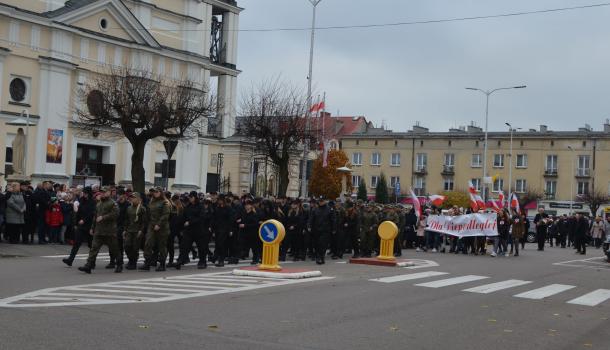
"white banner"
426,213,498,237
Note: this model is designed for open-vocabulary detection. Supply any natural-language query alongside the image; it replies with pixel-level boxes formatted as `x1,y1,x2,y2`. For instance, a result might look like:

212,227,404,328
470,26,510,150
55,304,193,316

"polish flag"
428,194,447,207
468,192,479,212
489,200,502,213
309,101,326,113
409,188,421,218
468,180,478,194
498,191,506,208
475,194,486,210
510,192,521,214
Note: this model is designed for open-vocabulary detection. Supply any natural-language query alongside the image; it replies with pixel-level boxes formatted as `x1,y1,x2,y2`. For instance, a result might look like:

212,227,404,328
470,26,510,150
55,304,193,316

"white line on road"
514,284,575,300
462,280,532,294
415,275,489,288
567,289,610,306
370,271,448,283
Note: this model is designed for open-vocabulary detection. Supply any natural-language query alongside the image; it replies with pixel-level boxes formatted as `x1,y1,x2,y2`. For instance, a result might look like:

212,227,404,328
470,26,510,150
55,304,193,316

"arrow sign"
263,225,275,241
261,223,278,243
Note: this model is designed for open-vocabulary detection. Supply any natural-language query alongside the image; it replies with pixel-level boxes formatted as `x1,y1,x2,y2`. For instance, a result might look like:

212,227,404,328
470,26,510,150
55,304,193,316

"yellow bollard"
258,219,286,271
377,221,398,261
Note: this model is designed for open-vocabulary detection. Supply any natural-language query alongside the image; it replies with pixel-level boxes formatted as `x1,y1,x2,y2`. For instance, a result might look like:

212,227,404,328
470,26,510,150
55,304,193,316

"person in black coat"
404,208,418,249
32,183,51,244
240,200,261,264
308,197,336,265
533,207,549,251
63,187,96,266
211,195,234,267
176,192,207,269
286,200,306,261
573,213,589,255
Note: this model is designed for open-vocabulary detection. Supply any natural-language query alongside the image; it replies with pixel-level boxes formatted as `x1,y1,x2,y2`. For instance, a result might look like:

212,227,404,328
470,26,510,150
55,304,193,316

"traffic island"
232,267,322,279
349,257,416,267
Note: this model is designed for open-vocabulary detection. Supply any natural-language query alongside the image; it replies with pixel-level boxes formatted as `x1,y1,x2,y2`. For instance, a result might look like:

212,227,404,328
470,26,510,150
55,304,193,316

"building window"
99,18,109,31
330,141,338,150
497,140,501,147
444,153,455,166
545,181,556,199
414,176,426,195
475,140,479,147
471,154,482,168
371,176,379,188
515,179,527,193
545,155,558,173
31,25,41,50
394,140,398,146
352,175,361,187
471,178,481,192
374,140,378,146
390,176,400,188
371,152,381,166
97,43,106,65
448,140,452,147
493,154,504,168
520,140,524,147
8,20,19,45
80,38,89,61
551,140,554,147
390,153,400,166
582,141,586,147
5,135,14,175
356,140,359,145
352,152,362,166
577,155,590,176
420,140,424,147
415,153,427,171
493,178,504,193
577,181,589,196
443,177,454,191
9,77,28,103
516,154,528,168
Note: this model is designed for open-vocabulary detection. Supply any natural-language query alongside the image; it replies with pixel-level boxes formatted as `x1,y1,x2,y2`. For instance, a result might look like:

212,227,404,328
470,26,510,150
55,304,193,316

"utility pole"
300,0,322,198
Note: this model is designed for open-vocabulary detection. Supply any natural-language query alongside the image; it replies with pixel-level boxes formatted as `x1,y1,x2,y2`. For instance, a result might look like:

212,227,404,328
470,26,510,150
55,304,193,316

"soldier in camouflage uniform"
122,193,147,270
140,187,170,271
78,187,121,274
359,204,379,257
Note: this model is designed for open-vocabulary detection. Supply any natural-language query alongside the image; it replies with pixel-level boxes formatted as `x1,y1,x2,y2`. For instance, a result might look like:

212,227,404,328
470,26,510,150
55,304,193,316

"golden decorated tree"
309,149,352,200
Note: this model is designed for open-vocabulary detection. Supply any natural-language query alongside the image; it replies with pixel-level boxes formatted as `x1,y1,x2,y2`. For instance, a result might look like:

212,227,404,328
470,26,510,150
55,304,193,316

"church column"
217,74,237,138
172,138,201,192
31,56,76,183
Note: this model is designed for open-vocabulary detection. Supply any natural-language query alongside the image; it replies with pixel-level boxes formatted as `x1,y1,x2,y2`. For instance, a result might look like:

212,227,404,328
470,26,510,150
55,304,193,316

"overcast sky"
235,0,610,132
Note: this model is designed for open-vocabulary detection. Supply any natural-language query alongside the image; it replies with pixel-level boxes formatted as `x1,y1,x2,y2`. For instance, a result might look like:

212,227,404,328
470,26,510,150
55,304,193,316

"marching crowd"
1,180,609,274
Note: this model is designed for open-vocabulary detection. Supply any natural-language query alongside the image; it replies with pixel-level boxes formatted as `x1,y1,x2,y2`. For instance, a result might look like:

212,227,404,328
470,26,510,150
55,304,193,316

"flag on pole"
468,192,479,212
409,188,421,218
489,200,502,213
498,191,506,208
309,101,325,113
510,192,521,214
474,194,486,210
428,194,447,207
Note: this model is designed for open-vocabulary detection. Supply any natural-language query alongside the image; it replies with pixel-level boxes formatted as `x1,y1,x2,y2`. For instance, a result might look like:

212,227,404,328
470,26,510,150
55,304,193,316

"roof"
310,113,372,139
43,0,97,18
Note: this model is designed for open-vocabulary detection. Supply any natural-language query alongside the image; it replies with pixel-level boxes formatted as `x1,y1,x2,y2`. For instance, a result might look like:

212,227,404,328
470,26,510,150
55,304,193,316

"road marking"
415,275,489,288
370,271,448,283
462,280,532,294
0,272,333,308
567,289,610,306
402,259,440,270
514,284,575,300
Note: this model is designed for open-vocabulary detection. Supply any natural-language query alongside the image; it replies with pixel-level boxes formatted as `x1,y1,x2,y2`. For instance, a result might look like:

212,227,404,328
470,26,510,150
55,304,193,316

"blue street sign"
395,182,401,195
261,222,278,243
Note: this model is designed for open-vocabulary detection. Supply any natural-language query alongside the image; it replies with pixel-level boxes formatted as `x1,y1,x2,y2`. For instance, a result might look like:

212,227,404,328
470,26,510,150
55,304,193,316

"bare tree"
75,67,216,193
238,78,314,197
579,190,609,217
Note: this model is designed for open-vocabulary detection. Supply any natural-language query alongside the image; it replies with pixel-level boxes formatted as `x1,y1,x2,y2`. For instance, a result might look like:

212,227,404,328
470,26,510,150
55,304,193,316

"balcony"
543,169,558,177
414,166,427,175
441,165,455,175
575,168,591,178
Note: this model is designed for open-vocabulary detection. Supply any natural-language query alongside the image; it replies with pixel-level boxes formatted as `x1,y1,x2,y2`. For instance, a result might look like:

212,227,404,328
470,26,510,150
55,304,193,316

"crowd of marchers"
1,180,609,273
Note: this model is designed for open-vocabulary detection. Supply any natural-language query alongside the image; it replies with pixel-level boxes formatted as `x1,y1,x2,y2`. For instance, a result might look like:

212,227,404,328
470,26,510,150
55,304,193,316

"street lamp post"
300,0,322,198
466,85,526,200
568,146,575,215
505,122,522,199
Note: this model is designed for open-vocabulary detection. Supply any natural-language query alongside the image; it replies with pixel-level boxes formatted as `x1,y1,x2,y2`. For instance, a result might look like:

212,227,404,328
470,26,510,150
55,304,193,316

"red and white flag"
498,191,506,208
309,101,325,113
474,194,486,210
467,180,478,194
510,192,521,214
322,140,329,168
468,192,479,212
409,188,421,218
489,200,502,213
428,194,446,207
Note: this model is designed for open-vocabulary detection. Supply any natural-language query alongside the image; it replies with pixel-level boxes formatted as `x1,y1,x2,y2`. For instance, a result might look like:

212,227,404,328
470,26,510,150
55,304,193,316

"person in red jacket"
45,198,64,244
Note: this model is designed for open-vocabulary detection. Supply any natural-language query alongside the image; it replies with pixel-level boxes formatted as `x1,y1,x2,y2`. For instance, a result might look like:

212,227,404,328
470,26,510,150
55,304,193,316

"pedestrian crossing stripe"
369,271,610,307
0,272,333,308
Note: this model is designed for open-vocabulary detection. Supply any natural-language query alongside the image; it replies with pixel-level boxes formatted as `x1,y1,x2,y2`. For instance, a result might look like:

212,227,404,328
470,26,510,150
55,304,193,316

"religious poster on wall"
46,129,63,164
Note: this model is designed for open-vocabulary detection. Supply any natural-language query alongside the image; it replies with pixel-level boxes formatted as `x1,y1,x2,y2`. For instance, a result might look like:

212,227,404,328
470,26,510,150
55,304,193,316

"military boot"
114,264,123,273
62,258,73,267
138,261,151,271
78,265,92,274
155,262,166,272
105,262,116,269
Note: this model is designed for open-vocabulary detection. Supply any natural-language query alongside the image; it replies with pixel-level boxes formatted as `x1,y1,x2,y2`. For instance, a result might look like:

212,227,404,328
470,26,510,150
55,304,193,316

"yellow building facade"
341,123,610,215
0,0,241,192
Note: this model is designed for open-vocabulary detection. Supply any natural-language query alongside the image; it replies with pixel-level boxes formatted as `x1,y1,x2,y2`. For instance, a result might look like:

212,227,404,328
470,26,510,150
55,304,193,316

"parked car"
603,234,610,263
525,217,537,243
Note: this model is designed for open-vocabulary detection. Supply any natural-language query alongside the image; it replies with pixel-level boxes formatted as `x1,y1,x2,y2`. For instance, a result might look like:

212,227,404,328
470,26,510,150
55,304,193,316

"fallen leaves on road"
583,343,593,347
138,325,149,329
487,319,497,323
208,325,219,330
389,326,399,332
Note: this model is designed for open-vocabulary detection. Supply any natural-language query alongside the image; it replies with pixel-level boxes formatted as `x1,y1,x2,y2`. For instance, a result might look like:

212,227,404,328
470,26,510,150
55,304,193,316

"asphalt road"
0,243,609,350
